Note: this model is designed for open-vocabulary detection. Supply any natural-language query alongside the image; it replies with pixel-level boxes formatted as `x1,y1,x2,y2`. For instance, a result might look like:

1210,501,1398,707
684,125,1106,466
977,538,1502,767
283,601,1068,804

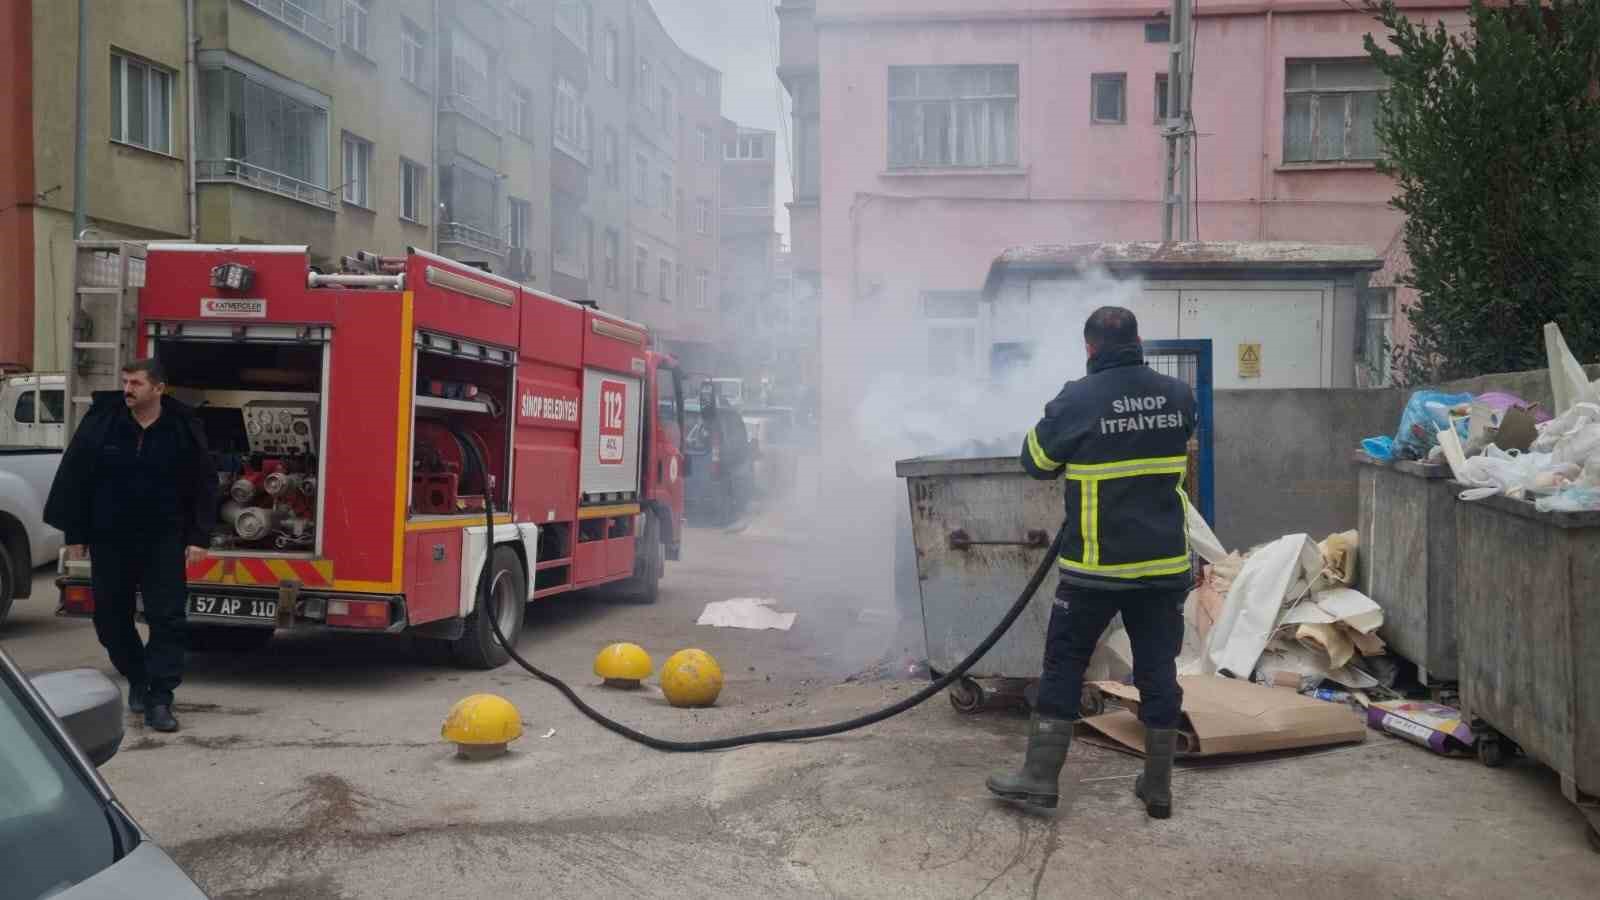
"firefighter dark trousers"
1035,582,1185,728
90,537,188,707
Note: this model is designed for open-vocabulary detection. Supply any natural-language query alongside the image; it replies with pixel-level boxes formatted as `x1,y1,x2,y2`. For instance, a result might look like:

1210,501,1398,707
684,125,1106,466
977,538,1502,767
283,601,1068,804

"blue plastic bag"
1392,391,1473,460
1361,435,1396,461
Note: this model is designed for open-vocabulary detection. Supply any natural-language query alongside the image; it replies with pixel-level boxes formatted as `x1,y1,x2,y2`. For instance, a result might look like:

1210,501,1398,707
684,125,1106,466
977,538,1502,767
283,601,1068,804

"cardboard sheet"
1082,676,1368,758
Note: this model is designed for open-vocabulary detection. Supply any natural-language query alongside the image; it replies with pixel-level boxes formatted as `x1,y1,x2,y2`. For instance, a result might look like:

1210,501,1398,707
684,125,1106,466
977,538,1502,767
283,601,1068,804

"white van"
0,374,66,449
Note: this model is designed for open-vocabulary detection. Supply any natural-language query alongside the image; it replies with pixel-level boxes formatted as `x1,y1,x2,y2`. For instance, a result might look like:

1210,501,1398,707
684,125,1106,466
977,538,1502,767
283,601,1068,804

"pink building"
778,0,1468,415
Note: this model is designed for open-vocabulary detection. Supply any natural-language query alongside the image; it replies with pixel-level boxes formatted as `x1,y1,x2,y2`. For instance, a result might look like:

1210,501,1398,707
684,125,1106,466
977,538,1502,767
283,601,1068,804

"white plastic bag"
1545,322,1600,416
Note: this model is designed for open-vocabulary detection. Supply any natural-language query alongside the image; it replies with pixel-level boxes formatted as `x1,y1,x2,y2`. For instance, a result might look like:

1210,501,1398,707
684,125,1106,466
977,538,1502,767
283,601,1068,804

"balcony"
441,92,503,136
197,159,337,211
237,0,336,50
441,222,508,257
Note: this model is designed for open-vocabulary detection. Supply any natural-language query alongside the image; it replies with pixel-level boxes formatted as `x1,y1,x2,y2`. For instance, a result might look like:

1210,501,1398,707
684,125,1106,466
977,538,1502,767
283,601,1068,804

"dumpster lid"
895,456,1024,478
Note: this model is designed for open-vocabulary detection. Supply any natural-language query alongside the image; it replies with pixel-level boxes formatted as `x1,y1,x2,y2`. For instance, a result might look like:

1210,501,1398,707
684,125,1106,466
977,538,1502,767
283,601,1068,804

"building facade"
0,0,731,374
777,0,1472,430
719,123,778,387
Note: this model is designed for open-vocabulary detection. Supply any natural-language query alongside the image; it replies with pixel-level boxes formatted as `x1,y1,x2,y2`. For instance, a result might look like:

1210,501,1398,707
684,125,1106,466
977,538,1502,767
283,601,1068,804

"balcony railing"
237,0,337,49
441,92,503,134
197,158,338,211
441,222,508,257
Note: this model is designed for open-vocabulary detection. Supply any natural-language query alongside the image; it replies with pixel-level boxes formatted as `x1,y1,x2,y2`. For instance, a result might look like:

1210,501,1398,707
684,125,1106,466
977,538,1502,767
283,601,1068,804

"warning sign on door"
1237,343,1262,379
598,379,626,465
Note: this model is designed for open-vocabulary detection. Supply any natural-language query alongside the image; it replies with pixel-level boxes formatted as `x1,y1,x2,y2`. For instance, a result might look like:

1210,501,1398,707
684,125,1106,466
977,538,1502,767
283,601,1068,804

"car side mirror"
31,669,125,766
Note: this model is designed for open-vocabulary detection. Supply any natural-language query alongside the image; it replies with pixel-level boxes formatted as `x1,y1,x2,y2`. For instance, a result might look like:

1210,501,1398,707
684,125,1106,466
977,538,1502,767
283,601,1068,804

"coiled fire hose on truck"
468,442,1064,751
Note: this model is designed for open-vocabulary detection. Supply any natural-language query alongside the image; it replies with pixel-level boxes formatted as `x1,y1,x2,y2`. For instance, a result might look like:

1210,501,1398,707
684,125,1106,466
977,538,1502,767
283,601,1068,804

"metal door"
1143,339,1214,525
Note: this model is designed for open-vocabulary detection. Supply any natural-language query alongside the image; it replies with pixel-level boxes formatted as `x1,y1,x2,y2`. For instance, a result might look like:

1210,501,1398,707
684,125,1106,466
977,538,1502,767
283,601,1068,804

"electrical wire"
469,440,1064,752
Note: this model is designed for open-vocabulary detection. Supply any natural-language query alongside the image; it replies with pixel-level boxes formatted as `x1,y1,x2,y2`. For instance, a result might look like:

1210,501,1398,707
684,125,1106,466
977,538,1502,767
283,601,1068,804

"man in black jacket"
987,307,1196,818
45,358,216,733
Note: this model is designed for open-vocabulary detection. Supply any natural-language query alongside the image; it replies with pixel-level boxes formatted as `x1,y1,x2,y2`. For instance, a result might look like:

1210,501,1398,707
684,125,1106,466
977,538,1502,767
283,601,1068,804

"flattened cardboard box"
1083,676,1367,757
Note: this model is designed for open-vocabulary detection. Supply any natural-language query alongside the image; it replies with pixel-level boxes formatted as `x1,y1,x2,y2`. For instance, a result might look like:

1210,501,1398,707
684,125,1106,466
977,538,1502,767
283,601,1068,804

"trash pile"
1181,508,1391,699
1361,322,1600,512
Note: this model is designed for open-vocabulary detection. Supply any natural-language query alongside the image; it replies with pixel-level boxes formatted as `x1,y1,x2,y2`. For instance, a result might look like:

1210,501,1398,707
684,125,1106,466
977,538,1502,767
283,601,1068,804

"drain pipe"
71,0,88,238
185,0,198,240
430,0,441,254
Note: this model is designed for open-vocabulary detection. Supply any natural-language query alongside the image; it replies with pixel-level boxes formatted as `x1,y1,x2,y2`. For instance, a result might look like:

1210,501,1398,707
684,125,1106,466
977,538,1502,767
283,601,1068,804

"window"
725,135,766,160
659,87,672,132
401,21,428,88
508,88,531,140
554,77,590,162
602,127,619,187
659,258,672,302
889,66,1017,168
696,271,710,308
695,71,710,97
14,391,34,425
552,193,590,279
696,197,711,235
556,0,591,55
341,133,372,207
1145,21,1171,43
110,53,173,154
1284,59,1386,163
698,125,713,163
634,153,649,204
1091,73,1126,124
1155,74,1170,123
441,165,497,240
198,62,331,199
659,172,672,218
639,59,652,110
603,228,619,287
451,29,490,111
602,26,619,84
635,245,649,293
400,158,424,222
342,0,369,55
508,197,531,250
1360,286,1394,387
675,264,683,304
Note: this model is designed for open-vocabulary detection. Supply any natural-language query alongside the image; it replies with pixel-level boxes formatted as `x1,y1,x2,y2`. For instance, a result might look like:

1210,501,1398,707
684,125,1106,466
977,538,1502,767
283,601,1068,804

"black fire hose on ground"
471,444,1063,751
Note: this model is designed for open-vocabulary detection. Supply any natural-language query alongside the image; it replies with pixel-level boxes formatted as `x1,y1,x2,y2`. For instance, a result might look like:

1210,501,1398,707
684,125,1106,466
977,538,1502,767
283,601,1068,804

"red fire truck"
57,243,688,668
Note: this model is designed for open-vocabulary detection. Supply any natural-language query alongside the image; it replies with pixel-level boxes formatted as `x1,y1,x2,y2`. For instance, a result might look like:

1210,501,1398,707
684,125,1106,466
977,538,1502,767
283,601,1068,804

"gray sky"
652,0,793,242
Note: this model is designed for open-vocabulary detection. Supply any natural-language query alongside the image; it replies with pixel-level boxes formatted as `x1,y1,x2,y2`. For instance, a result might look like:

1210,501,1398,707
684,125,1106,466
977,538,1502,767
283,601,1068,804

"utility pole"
1161,0,1195,242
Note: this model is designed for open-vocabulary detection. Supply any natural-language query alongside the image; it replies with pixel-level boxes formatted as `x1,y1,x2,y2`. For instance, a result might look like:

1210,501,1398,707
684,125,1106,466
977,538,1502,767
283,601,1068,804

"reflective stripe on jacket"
1019,343,1197,592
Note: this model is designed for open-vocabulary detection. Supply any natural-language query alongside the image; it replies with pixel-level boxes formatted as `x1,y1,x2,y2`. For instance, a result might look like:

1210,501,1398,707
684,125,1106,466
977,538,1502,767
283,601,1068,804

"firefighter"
987,306,1196,818
45,358,217,733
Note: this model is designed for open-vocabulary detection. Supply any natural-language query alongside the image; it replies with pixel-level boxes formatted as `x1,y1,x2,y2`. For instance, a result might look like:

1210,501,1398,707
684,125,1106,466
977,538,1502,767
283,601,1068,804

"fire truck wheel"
452,546,526,670
187,625,274,653
621,513,663,605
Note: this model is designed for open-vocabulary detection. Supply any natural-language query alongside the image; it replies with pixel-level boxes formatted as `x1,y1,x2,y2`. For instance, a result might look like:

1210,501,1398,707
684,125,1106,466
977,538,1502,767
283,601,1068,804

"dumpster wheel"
949,678,985,715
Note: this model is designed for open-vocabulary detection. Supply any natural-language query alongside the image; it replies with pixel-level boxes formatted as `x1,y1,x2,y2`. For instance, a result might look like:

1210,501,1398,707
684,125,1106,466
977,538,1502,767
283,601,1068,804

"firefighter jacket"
1020,343,1197,592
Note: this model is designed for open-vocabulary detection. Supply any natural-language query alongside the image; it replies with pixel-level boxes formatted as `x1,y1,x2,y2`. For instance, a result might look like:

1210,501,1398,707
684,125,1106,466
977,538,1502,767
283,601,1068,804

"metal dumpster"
1355,454,1458,681
896,455,1153,715
1453,491,1600,849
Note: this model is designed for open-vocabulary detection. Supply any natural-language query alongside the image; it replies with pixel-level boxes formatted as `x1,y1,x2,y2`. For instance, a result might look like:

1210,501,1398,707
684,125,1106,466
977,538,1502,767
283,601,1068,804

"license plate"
189,595,277,621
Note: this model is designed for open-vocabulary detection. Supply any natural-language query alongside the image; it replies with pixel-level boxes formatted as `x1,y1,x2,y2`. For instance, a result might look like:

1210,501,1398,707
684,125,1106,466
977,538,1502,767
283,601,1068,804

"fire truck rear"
57,242,688,668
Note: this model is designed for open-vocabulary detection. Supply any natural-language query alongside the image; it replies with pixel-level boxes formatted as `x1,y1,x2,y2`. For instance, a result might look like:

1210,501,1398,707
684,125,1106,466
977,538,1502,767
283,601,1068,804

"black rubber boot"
145,704,179,733
127,683,147,715
986,715,1073,808
1134,728,1177,819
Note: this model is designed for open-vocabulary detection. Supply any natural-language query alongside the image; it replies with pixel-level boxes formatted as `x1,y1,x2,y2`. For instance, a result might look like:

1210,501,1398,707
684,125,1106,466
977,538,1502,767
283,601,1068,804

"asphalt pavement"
6,519,1599,899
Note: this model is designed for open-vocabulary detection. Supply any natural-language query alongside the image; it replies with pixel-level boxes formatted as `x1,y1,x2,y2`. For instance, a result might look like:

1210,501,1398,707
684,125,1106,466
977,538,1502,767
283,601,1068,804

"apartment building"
676,53,726,377
778,0,1472,430
1,0,732,375
719,123,778,384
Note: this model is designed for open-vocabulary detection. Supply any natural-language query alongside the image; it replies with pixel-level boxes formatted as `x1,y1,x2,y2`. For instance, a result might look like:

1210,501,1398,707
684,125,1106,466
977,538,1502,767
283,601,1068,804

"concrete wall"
1211,364,1600,552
